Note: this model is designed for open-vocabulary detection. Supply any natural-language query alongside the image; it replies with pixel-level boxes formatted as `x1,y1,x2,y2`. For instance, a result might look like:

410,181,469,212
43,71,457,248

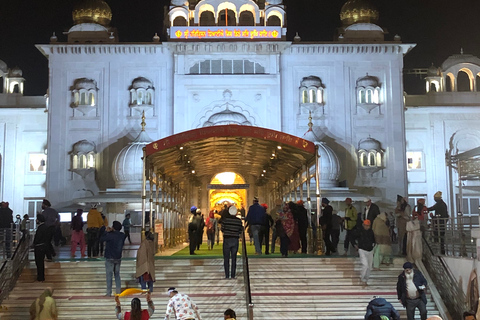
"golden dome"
72,0,112,27
340,0,379,26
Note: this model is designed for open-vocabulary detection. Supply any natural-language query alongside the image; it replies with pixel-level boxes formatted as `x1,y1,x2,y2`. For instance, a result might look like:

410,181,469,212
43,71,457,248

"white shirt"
405,271,419,299
165,293,201,320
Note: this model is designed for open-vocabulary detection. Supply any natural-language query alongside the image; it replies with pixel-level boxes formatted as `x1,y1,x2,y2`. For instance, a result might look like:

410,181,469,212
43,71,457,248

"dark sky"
1,0,479,96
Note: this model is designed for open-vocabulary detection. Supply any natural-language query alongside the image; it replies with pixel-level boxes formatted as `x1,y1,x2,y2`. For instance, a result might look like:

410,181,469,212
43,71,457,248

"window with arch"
457,70,471,92
299,76,325,107
199,11,215,26
357,137,384,170
356,75,381,107
71,140,96,178
267,15,281,26
476,75,480,92
358,149,382,168
173,16,187,26
129,77,155,107
71,78,98,111
445,74,454,92
239,11,254,26
218,9,236,26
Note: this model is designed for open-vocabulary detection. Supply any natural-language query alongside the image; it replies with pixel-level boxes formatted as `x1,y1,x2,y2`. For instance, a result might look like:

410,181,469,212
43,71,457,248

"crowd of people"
0,192,472,319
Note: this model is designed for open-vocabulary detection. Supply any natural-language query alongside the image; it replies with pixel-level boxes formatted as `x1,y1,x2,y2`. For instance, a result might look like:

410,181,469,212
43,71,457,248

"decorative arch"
458,67,474,92
265,8,284,26
445,73,455,92
217,2,237,24
196,3,215,24
239,3,259,24
194,90,260,128
169,8,189,26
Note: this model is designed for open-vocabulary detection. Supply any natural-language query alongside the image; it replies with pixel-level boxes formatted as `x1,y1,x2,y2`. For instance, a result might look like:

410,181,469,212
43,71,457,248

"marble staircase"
0,258,247,320
248,257,440,319
0,253,441,320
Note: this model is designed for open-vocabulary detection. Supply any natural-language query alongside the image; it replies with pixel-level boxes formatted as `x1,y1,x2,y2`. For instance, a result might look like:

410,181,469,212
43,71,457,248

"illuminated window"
71,78,98,113
407,151,423,170
189,60,265,74
299,76,325,107
129,78,155,108
29,154,47,173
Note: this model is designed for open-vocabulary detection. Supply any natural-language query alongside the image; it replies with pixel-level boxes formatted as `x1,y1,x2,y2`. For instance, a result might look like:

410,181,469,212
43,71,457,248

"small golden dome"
340,0,379,26
72,0,112,27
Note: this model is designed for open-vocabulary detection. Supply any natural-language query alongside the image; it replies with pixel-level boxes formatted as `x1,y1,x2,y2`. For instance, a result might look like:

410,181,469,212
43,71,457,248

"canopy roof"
145,125,316,187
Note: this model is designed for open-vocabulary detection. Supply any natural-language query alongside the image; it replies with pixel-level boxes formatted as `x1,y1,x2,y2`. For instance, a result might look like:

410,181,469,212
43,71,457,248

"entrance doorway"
209,172,247,213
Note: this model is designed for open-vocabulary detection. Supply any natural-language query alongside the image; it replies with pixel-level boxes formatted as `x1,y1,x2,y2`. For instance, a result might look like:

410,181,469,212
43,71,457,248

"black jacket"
396,270,428,306
428,199,449,218
364,298,400,320
354,227,375,251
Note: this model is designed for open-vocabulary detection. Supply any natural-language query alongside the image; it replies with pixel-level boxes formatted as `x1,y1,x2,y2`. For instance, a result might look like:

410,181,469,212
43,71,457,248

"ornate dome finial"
294,32,301,42
141,111,146,132
153,33,160,42
340,0,379,26
308,111,313,130
72,0,112,27
50,32,58,43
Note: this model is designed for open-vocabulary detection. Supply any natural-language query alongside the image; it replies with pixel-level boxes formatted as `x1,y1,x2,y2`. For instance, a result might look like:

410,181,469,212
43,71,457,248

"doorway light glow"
215,172,236,185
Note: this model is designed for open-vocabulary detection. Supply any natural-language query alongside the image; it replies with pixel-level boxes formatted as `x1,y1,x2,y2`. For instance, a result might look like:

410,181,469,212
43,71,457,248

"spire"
141,111,146,132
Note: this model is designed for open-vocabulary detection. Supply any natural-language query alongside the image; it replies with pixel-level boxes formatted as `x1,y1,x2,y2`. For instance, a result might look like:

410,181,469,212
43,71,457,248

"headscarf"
30,288,53,320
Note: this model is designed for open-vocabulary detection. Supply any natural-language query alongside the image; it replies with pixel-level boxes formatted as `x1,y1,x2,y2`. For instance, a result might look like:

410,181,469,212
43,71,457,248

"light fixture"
191,170,195,174
263,169,266,173
215,172,236,185
272,153,276,157
179,146,184,150
277,146,282,150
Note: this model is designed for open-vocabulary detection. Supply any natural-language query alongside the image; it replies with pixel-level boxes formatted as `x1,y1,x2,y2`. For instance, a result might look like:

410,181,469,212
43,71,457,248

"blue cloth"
100,230,126,260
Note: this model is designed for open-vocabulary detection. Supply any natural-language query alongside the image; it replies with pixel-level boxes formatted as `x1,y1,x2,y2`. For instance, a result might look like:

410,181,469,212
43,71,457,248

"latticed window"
189,59,265,74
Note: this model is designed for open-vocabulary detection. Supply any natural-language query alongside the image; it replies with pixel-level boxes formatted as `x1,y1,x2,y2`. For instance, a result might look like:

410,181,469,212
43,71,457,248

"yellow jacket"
87,208,104,229
344,205,357,230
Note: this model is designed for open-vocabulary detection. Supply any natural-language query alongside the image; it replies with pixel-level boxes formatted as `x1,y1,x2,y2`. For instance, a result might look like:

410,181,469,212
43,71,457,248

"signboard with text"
207,184,250,189
170,26,282,40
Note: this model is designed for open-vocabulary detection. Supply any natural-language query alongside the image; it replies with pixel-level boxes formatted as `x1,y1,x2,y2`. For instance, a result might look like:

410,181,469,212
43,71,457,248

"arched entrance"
209,172,247,212
142,125,319,247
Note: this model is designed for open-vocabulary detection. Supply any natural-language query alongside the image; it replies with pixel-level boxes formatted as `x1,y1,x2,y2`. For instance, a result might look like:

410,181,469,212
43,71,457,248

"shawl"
279,204,295,237
372,212,391,245
135,239,156,281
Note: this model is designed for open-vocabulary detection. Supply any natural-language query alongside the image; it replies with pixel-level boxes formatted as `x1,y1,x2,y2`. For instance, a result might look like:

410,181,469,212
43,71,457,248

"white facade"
406,52,480,216
0,60,47,216
32,0,416,212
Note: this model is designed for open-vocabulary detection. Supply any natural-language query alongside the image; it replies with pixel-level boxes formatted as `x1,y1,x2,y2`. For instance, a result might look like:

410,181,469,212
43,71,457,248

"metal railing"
0,231,31,304
425,215,477,258
241,224,253,320
421,236,466,319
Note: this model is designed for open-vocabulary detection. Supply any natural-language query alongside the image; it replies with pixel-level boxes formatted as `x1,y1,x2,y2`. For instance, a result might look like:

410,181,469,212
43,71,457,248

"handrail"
241,222,253,320
421,235,466,319
0,232,30,304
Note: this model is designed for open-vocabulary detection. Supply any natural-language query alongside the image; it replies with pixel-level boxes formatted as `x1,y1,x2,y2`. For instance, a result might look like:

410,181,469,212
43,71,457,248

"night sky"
1,0,479,96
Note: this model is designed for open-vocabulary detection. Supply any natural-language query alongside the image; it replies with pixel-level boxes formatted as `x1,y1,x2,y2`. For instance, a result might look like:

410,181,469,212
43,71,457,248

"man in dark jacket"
100,221,126,296
364,296,400,320
296,200,309,254
354,219,376,286
320,198,335,255
0,201,13,258
221,205,244,279
33,214,49,282
363,198,381,224
428,191,449,254
188,206,199,255
245,197,265,255
41,199,59,260
396,262,428,320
